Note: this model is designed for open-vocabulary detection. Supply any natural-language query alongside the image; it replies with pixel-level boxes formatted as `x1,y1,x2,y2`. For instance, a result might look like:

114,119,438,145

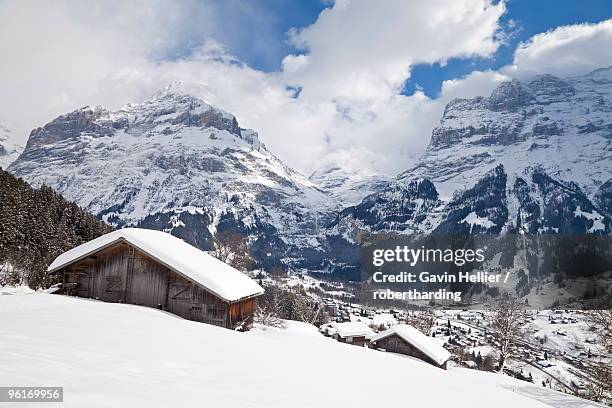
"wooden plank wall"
59,242,256,329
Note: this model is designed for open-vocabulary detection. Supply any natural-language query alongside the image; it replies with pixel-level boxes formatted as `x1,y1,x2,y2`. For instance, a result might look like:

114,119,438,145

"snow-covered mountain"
309,164,392,207
0,125,23,169
9,84,335,270
337,68,612,237
8,68,612,278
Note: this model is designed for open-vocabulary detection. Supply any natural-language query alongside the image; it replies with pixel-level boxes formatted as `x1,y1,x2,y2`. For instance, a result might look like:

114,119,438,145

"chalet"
370,324,451,369
321,321,375,347
48,228,264,330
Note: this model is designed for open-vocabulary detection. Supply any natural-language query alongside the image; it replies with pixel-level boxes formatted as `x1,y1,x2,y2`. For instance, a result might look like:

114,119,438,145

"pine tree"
0,169,112,288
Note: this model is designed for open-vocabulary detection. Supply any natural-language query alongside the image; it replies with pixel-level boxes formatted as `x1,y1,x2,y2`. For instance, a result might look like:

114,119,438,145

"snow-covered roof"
330,321,375,338
48,228,264,303
371,324,451,365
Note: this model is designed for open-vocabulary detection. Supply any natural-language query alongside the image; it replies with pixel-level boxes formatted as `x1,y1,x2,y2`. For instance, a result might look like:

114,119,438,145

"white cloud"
506,19,612,79
284,0,505,103
0,0,216,140
279,0,506,173
441,70,509,101
0,0,507,176
3,1,609,179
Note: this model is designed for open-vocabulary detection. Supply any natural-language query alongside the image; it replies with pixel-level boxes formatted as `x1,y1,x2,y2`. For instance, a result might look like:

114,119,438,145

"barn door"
100,247,130,303
166,283,192,320
74,271,91,298
103,275,124,302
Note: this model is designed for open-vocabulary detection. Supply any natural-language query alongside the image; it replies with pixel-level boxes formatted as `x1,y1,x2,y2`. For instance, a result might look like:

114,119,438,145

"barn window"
169,284,191,300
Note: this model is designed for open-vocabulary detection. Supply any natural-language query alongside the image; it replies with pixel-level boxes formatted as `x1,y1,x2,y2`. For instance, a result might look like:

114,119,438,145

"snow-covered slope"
0,125,23,169
337,68,612,236
0,292,598,408
9,84,335,269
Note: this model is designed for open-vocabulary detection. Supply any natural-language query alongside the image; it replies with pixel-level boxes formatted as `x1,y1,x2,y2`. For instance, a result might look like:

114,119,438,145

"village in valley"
257,271,612,403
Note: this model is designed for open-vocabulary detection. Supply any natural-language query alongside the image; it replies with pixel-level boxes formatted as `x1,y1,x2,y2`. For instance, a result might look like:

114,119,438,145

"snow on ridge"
461,211,496,230
149,81,236,121
574,206,605,233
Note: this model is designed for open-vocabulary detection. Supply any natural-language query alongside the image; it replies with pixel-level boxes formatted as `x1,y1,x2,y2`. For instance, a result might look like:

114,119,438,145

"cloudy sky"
1,0,611,176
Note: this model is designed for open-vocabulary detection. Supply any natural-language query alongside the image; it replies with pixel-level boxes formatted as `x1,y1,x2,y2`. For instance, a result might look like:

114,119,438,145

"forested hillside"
0,168,112,288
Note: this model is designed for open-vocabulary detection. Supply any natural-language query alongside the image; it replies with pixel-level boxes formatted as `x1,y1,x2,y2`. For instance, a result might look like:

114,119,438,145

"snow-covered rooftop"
330,321,375,338
371,324,451,365
48,228,264,303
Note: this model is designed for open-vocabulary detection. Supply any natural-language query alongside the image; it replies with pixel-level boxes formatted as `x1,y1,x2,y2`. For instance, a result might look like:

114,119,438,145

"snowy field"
0,292,604,408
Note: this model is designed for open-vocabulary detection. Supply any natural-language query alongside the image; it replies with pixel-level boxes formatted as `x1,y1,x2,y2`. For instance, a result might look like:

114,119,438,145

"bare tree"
587,309,612,351
291,293,326,326
486,295,526,371
405,308,437,335
581,309,612,403
255,284,287,329
210,230,252,271
254,283,328,328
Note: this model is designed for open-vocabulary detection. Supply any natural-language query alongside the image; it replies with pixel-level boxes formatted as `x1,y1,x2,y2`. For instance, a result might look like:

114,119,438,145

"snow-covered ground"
0,292,603,407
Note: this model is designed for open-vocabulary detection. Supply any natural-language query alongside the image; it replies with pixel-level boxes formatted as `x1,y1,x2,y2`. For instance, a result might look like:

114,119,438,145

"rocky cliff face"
336,68,612,241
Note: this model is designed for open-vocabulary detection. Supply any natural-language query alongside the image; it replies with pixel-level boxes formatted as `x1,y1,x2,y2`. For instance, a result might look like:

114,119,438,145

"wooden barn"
320,321,375,347
47,228,264,330
370,324,451,369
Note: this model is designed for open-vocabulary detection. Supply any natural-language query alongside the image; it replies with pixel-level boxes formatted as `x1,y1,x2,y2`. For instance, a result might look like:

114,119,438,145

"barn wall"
333,335,368,347
58,242,257,329
228,298,255,329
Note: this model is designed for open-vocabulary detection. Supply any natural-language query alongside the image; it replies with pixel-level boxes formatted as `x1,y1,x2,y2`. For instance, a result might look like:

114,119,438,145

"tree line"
0,168,112,288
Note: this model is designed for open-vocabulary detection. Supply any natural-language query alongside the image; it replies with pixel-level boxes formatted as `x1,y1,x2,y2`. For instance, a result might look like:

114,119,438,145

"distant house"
321,321,375,347
370,324,451,369
48,228,264,330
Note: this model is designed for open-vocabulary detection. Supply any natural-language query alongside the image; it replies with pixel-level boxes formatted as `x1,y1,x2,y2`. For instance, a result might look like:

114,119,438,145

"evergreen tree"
0,169,112,288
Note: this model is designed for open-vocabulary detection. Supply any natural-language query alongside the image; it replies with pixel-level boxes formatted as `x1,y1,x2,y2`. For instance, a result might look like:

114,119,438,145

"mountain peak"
152,81,210,103
139,83,242,137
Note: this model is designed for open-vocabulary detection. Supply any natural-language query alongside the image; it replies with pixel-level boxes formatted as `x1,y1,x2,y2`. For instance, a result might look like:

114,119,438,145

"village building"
321,321,375,347
370,324,451,369
48,228,264,330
